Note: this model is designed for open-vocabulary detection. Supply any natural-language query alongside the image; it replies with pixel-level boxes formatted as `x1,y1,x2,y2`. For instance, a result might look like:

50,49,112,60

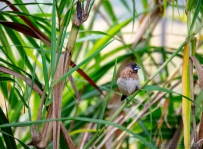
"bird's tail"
121,94,127,101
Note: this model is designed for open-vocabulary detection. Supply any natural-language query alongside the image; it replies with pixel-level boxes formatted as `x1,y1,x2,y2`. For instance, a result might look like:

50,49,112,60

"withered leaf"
0,66,43,96
190,56,203,90
0,21,40,39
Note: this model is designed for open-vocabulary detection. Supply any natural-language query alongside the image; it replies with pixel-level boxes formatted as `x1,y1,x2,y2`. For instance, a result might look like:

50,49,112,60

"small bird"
117,63,140,102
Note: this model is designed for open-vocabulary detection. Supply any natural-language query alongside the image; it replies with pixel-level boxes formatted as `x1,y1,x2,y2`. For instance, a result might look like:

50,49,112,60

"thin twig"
84,0,91,14
77,123,93,149
190,58,198,149
97,9,111,26
60,122,77,149
68,75,81,131
166,120,183,149
93,115,123,148
69,103,79,132
68,75,82,102
132,6,161,48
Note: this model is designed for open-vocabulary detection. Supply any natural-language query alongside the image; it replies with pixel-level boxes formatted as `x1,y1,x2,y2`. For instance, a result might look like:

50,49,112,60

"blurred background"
0,0,203,149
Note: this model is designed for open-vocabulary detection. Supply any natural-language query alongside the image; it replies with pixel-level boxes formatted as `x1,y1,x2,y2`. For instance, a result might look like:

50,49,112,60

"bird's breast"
120,67,139,79
117,78,140,96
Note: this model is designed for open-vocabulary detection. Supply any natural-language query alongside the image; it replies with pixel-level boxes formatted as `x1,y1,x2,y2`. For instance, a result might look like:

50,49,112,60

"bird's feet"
125,97,131,105
136,86,140,90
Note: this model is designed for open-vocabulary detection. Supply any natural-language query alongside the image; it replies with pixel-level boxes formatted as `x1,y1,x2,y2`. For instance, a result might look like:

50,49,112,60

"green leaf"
97,59,117,130
50,0,57,82
0,16,34,74
102,1,117,23
186,0,195,12
14,0,29,14
119,0,131,12
0,117,157,149
52,39,114,86
40,42,49,92
142,85,203,111
59,0,68,16
0,26,16,64
0,108,17,149
189,0,201,34
141,0,148,10
55,0,74,69
87,18,132,56
0,130,29,149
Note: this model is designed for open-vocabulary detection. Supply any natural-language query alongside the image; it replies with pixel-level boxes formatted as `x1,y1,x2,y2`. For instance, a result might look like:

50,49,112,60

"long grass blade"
182,43,191,149
52,39,114,87
50,0,57,83
0,117,157,149
97,59,117,130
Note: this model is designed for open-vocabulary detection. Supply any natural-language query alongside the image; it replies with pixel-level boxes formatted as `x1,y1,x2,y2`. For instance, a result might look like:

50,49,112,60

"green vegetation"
0,0,203,148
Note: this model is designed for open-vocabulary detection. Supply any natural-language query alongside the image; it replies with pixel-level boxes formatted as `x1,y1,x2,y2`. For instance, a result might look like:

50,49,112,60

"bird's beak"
134,65,140,71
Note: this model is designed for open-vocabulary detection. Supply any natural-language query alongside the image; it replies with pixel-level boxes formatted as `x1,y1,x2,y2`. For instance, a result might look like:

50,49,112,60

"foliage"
0,0,203,148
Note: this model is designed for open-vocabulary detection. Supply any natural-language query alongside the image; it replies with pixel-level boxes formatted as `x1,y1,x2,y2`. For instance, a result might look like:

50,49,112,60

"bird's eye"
134,65,140,71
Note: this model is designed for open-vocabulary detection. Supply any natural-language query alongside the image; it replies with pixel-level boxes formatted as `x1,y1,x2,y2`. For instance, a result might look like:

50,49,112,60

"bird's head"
129,63,140,73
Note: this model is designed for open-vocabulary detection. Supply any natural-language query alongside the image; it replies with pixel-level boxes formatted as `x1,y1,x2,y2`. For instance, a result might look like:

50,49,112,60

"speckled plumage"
117,63,140,101
119,67,139,79
117,78,140,96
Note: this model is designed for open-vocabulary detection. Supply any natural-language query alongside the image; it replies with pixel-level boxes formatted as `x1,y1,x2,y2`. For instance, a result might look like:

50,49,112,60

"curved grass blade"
87,18,132,56
1,0,51,45
50,1,56,82
0,21,41,40
0,130,29,149
0,108,17,149
1,0,105,96
0,2,52,11
0,27,16,64
55,0,74,71
1,11,50,22
142,85,203,111
0,19,34,75
52,39,114,87
97,59,117,130
189,0,201,34
39,42,49,92
0,66,43,97
0,117,157,149
102,1,117,23
119,0,131,12
58,0,68,16
0,58,43,90
70,61,104,95
0,77,26,105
